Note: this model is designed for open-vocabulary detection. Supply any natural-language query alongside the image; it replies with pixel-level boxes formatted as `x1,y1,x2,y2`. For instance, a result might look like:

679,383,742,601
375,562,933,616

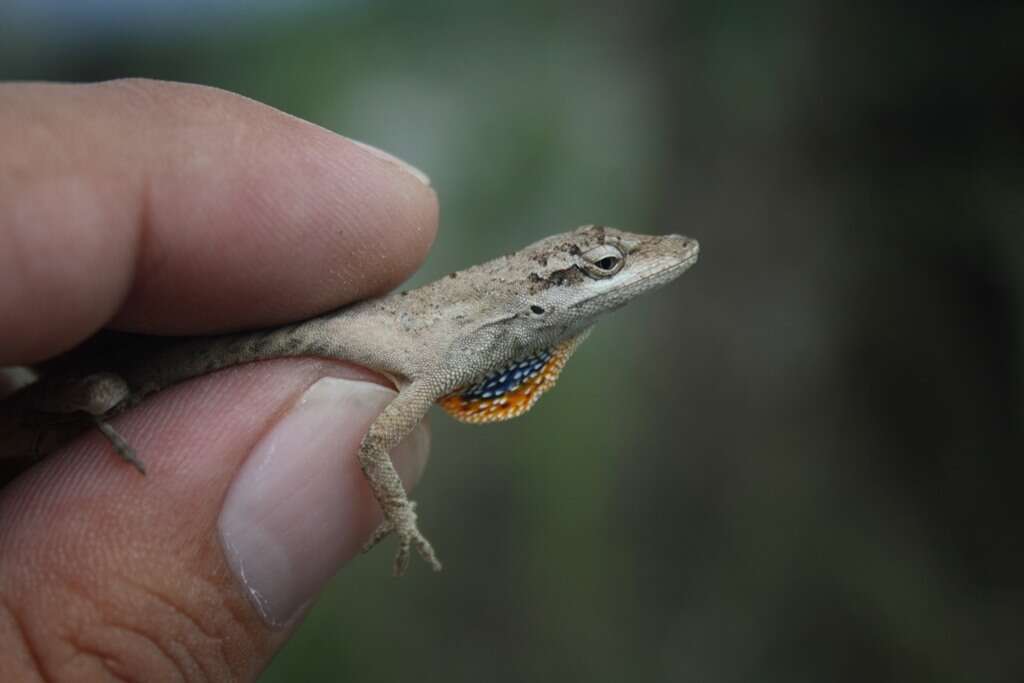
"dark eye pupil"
596,256,619,270
530,305,545,314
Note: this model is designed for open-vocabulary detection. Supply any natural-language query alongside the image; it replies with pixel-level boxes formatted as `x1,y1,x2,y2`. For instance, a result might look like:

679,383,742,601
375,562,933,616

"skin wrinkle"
164,640,207,683
63,643,138,683
80,625,190,683
0,602,47,683
133,159,181,295
56,560,234,681
119,574,225,649
123,172,155,333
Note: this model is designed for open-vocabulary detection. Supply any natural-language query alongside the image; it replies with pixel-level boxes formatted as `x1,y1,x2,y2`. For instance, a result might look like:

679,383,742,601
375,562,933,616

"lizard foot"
93,418,147,475
361,501,442,575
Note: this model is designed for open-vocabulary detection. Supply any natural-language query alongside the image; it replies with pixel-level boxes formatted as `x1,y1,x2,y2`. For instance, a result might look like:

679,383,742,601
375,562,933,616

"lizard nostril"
679,236,698,252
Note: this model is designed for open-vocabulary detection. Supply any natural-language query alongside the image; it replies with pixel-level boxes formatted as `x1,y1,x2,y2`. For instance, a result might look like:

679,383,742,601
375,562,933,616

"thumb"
0,360,429,681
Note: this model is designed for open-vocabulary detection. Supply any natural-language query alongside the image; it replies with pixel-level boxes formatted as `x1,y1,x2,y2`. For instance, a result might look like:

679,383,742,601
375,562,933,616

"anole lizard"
3,225,699,575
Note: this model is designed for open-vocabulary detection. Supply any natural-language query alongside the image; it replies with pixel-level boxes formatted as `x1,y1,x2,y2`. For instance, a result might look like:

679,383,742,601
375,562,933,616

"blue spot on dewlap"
460,351,552,400
438,338,579,424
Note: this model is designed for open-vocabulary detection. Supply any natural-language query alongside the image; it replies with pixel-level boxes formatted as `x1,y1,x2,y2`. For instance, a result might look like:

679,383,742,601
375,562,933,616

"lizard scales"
7,225,699,574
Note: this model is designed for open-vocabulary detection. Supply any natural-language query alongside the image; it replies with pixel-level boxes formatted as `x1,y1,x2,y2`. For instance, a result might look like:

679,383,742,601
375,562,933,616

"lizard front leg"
357,382,442,575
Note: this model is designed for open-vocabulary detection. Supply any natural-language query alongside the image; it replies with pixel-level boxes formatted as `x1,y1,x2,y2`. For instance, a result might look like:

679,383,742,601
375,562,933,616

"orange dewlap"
438,338,577,423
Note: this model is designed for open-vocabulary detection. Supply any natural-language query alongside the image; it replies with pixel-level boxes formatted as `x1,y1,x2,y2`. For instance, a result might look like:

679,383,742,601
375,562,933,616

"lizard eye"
581,244,625,278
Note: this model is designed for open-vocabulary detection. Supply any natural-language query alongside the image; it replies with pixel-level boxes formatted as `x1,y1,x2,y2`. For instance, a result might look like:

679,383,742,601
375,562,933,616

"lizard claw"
361,517,395,553
361,499,416,553
393,524,442,576
361,501,442,575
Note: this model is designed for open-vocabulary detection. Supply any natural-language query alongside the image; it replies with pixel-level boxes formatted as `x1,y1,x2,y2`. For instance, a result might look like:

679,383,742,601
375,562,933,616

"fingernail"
349,139,432,187
218,377,429,626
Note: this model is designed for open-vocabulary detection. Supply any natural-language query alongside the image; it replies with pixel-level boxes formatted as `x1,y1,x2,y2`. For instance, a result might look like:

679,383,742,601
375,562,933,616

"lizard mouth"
656,236,700,282
678,249,699,270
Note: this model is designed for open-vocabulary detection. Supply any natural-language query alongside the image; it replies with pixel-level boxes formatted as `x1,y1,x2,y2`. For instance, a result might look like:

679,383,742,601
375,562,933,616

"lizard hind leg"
47,372,133,417
31,372,146,473
92,418,146,474
67,373,147,473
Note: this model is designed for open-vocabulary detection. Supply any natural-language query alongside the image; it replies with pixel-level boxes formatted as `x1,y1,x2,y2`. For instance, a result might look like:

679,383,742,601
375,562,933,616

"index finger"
0,79,438,364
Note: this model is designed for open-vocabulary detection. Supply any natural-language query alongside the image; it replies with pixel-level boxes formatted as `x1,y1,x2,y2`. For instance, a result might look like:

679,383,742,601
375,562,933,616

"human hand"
0,79,437,680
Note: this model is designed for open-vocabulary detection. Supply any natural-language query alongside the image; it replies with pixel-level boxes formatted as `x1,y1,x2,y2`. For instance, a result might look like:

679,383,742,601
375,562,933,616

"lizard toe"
392,541,411,576
361,518,395,554
413,533,442,572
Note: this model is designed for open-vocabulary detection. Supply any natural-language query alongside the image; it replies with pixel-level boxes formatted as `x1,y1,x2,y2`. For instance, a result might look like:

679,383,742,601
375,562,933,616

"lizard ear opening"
530,304,545,315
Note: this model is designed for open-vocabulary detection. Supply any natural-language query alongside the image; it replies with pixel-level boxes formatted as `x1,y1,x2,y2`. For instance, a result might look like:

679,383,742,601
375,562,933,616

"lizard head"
437,225,699,421
505,224,699,347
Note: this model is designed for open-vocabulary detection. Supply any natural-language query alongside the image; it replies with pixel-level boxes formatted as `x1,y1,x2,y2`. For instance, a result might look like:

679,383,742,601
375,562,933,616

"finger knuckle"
1,572,261,682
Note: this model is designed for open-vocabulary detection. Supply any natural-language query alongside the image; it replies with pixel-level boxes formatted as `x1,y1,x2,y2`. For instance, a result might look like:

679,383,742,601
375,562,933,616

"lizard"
1,225,699,575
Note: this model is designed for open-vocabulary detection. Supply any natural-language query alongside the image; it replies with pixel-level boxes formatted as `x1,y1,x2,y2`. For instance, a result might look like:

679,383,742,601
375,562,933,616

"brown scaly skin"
3,225,699,574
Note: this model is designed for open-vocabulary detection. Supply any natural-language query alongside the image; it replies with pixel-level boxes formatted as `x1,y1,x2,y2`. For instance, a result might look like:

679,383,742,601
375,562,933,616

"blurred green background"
3,1,1022,680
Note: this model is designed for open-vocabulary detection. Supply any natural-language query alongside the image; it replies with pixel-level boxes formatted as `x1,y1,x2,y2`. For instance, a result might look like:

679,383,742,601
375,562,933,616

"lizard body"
3,225,699,574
